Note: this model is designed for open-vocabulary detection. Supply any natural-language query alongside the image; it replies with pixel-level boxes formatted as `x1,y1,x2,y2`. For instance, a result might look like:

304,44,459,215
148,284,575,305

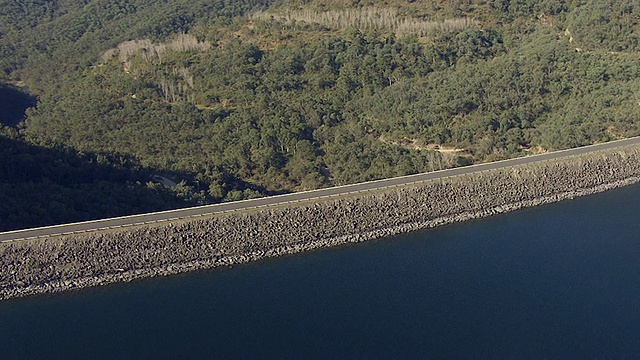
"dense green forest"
1,0,640,231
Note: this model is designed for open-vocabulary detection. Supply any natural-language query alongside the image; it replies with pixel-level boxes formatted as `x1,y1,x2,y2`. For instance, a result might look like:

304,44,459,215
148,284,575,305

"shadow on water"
0,135,193,232
0,84,37,127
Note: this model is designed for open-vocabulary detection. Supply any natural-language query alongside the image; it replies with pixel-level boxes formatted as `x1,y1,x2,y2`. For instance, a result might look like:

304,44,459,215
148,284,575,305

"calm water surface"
2,184,640,359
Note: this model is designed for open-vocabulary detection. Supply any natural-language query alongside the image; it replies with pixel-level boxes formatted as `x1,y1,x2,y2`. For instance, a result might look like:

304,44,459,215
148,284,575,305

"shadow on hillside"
0,135,193,232
0,84,37,127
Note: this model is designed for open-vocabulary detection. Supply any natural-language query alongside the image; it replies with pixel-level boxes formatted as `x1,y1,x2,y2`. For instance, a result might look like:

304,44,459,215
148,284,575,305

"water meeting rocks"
2,146,640,300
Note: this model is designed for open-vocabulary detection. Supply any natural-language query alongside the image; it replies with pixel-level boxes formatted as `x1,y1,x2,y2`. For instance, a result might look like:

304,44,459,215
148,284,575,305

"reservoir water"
2,183,640,358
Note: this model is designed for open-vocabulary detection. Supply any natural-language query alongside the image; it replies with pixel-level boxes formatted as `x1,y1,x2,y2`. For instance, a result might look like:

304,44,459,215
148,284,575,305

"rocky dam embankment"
2,145,640,300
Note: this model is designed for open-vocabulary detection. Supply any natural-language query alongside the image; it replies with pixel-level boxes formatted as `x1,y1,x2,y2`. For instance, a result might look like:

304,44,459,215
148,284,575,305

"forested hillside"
2,0,640,231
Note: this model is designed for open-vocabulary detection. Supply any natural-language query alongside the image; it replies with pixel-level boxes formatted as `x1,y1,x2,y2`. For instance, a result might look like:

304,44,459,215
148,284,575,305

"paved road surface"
2,136,640,243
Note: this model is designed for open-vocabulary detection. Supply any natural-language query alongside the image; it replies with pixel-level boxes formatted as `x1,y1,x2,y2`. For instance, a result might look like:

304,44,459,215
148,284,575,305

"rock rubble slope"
2,146,640,300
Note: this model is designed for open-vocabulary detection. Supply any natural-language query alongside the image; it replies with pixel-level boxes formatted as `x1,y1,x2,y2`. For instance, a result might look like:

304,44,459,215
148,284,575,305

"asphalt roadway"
2,136,640,243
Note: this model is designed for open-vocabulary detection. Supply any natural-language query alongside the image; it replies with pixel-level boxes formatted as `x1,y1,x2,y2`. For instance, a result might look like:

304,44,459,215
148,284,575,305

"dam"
2,138,640,299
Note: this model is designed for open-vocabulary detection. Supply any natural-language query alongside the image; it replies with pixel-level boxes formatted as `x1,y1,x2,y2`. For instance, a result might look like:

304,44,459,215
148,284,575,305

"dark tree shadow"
0,135,193,232
0,134,278,232
0,84,37,127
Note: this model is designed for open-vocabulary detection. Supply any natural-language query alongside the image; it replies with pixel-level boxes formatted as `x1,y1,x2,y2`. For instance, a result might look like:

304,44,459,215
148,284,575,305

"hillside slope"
2,0,640,230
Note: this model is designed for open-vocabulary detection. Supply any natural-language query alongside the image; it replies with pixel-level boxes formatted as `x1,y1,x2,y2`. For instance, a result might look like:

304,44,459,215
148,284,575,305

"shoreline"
2,146,640,300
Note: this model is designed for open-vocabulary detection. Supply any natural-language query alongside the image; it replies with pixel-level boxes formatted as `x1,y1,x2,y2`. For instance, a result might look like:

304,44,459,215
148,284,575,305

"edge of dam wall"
2,145,640,300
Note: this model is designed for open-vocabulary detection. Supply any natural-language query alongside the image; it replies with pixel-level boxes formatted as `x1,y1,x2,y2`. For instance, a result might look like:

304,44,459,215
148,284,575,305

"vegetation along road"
2,136,640,243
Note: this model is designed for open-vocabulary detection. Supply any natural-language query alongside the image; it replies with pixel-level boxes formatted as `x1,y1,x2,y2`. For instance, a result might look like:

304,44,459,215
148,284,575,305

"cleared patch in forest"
249,7,477,38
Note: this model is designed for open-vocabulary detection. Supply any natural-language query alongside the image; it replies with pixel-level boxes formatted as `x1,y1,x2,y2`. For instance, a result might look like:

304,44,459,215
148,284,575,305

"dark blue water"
2,184,640,359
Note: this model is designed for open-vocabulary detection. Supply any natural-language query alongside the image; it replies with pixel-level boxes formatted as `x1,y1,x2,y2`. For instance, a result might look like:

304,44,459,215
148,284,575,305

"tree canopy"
2,0,640,230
